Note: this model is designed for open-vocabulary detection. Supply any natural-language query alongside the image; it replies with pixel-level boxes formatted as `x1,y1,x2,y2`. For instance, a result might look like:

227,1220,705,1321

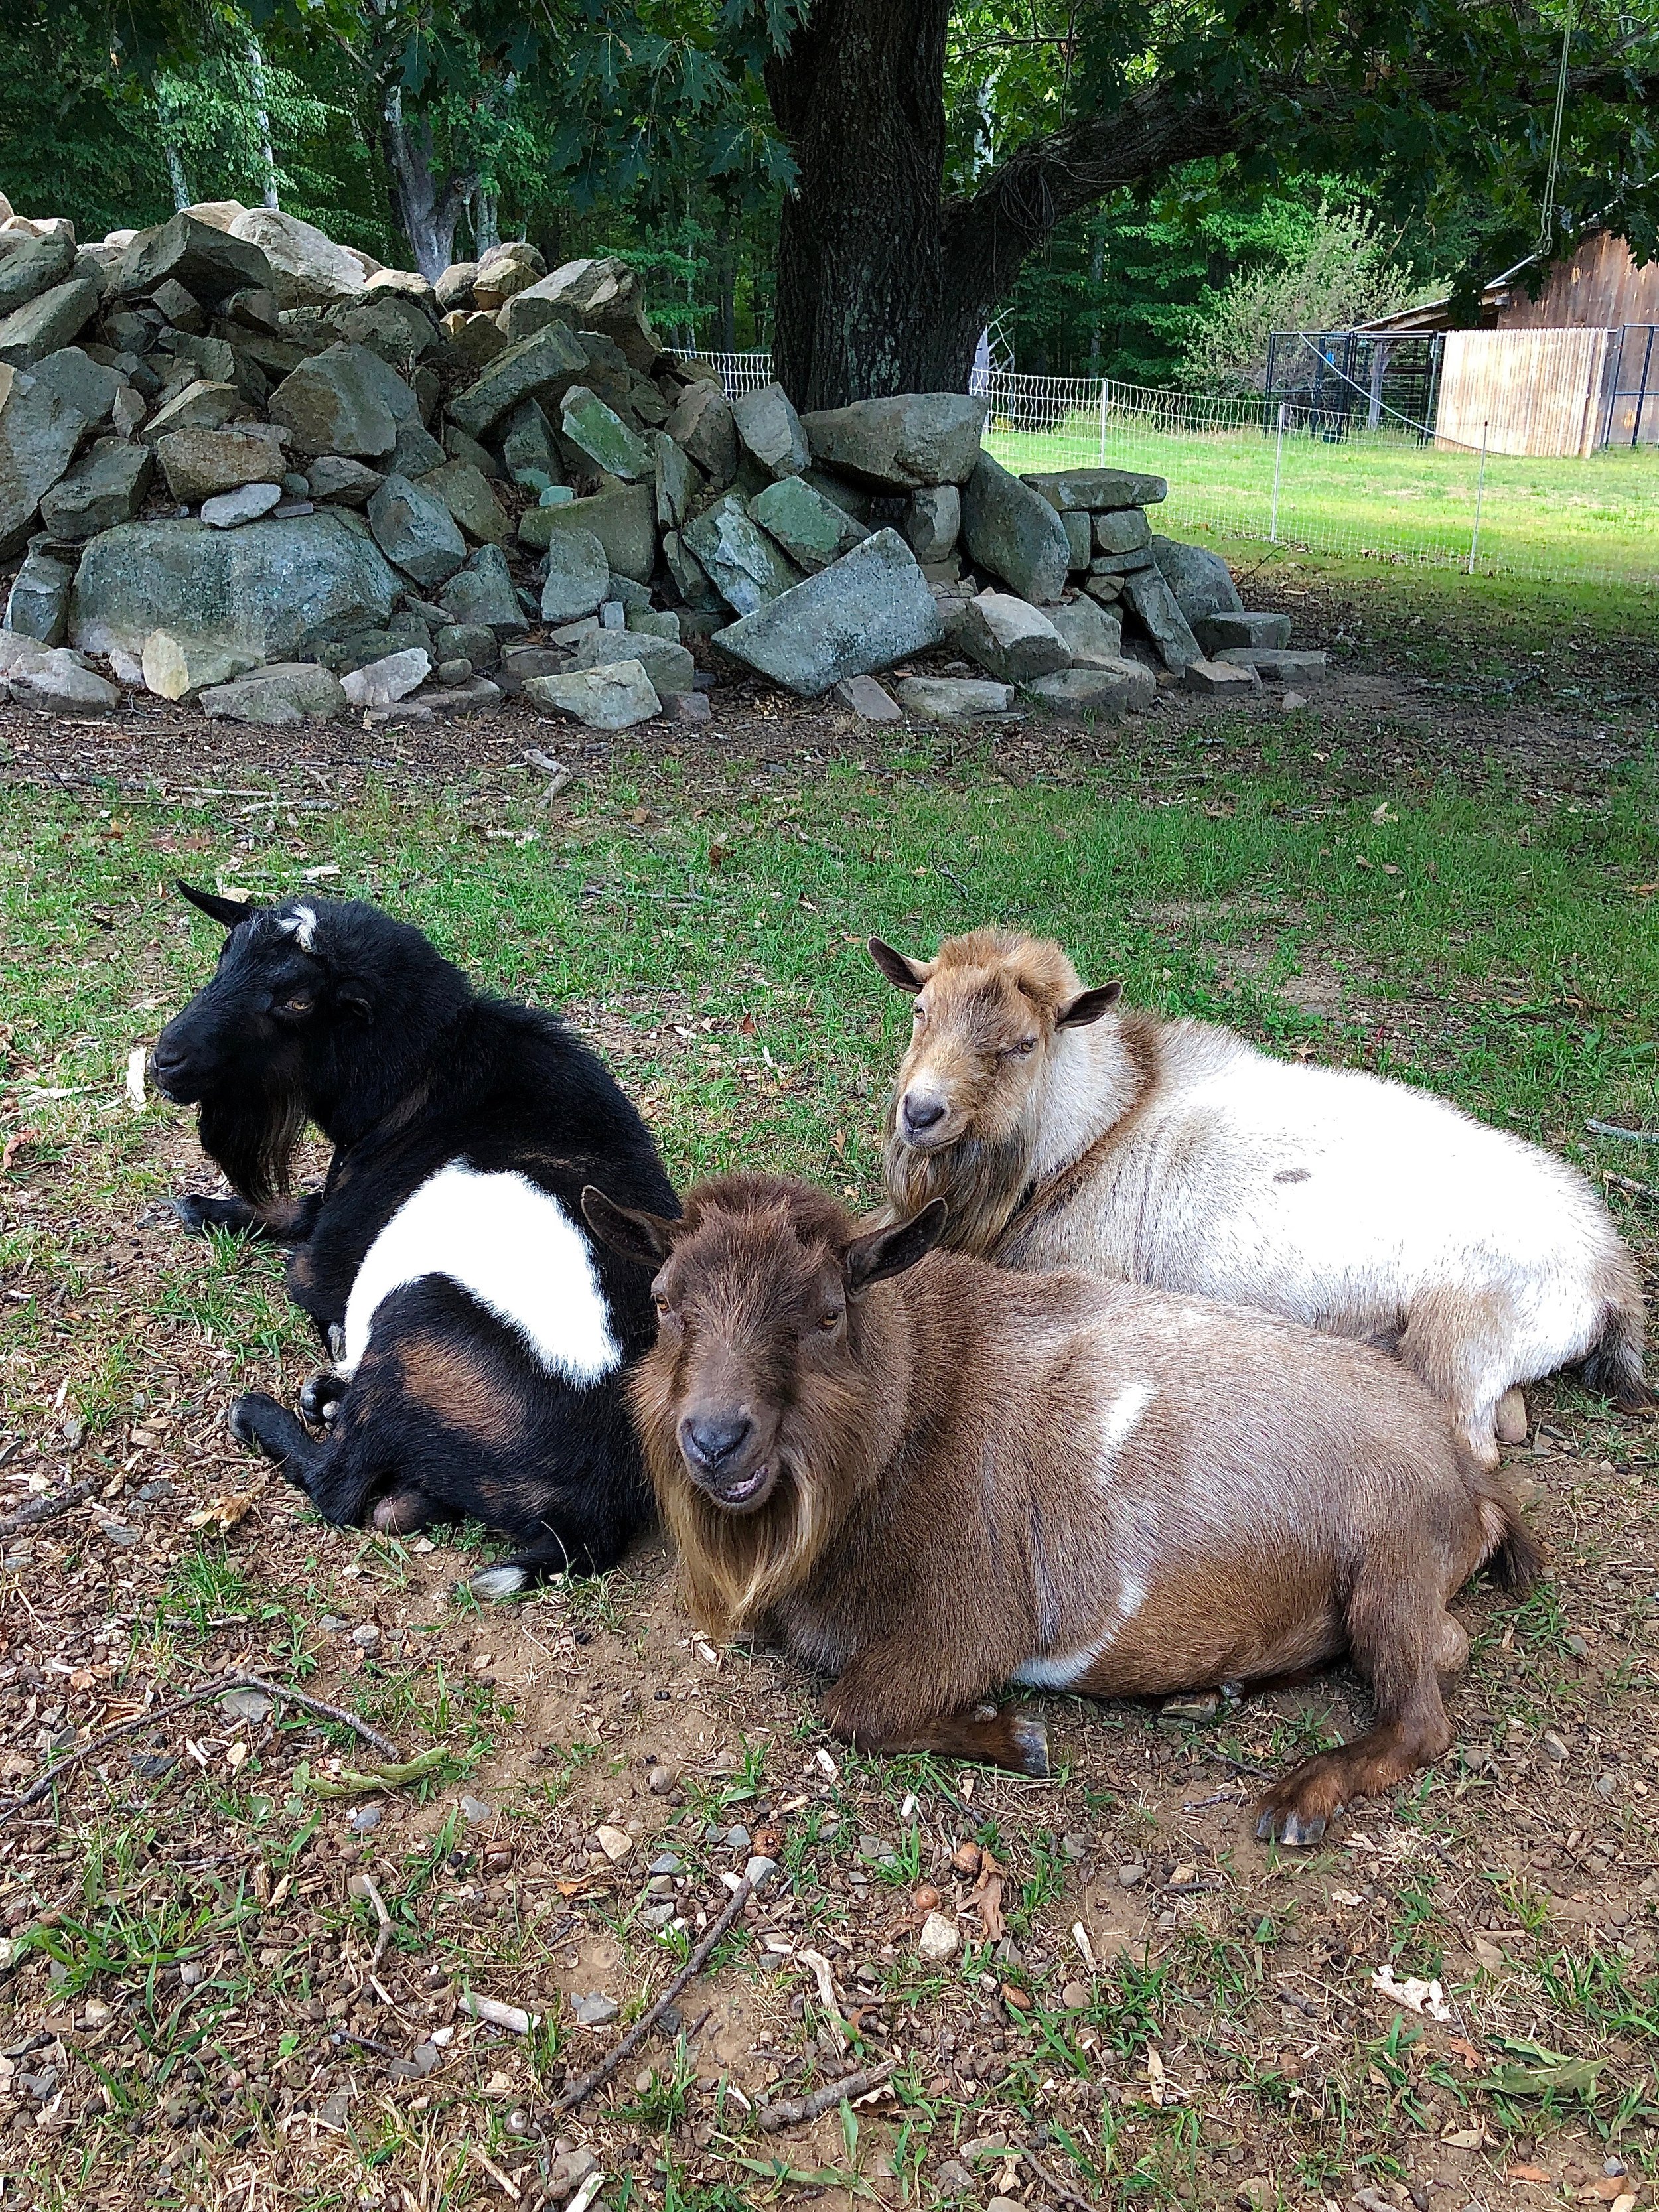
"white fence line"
670,356,1653,590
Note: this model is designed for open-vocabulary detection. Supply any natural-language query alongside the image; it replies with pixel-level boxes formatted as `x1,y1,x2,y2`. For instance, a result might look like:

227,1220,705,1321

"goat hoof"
226,1395,261,1447
172,1195,217,1236
1256,1801,1329,1848
1009,1708,1050,1779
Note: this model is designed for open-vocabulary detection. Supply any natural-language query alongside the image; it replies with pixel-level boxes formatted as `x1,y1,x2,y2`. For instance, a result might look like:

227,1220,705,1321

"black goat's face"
151,888,336,1105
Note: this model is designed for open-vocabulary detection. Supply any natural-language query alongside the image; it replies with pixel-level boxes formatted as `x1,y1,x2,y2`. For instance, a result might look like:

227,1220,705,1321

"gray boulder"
3,546,75,643
420,458,509,545
1049,596,1124,667
440,543,530,638
69,512,397,661
684,494,802,616
508,257,661,370
340,648,430,707
1214,646,1329,684
1060,510,1092,569
1150,536,1243,624
650,431,697,530
663,529,721,611
962,450,1070,604
0,279,101,368
435,622,498,670
31,348,121,428
0,234,76,316
306,454,384,506
40,439,154,539
540,526,611,624
0,366,88,557
895,675,1013,721
156,423,289,502
519,482,655,583
366,472,467,586
502,400,560,488
663,380,736,488
1193,610,1291,653
733,381,808,480
747,476,866,573
834,673,903,722
1122,568,1202,670
269,344,418,460
447,321,589,441
559,386,651,480
390,417,445,478
435,261,477,312
906,484,960,562
712,528,943,697
141,630,259,699
1021,468,1168,511
228,208,365,309
1029,661,1157,713
958,591,1070,684
573,629,695,695
140,380,243,446
201,482,283,529
200,661,350,725
1094,508,1151,555
324,293,435,364
119,213,271,304
1,641,120,714
799,394,987,489
523,660,660,730
1183,657,1260,697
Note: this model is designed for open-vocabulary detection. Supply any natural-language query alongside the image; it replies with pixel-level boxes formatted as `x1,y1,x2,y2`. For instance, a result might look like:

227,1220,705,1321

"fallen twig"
524,748,573,803
351,1871,394,1969
467,2144,522,2201
1602,1168,1659,1202
1587,1119,1659,1145
756,2059,895,2132
461,1991,539,2035
551,1875,760,2118
0,1477,97,1541
0,1665,397,1826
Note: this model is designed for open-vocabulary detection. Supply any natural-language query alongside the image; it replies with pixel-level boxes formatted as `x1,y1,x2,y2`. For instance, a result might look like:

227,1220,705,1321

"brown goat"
581,1172,1539,1846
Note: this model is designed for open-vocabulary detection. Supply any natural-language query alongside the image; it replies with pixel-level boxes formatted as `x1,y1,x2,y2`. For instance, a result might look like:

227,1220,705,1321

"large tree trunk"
380,85,473,279
246,37,280,208
765,0,970,407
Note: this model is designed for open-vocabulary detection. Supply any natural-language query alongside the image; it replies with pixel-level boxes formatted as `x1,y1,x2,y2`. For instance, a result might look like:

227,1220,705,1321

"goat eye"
1011,1038,1037,1056
819,1310,843,1332
654,1297,672,1319
282,995,313,1015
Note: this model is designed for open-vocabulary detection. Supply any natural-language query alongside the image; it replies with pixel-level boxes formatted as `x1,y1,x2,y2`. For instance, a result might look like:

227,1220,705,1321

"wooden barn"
1359,232,1658,456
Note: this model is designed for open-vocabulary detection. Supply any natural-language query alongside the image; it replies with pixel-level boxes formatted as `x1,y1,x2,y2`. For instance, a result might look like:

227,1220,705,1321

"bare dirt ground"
1,594,1656,2212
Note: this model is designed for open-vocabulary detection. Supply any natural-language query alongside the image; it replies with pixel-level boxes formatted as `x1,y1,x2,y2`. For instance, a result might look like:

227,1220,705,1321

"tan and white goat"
873,930,1647,1466
582,1173,1538,1844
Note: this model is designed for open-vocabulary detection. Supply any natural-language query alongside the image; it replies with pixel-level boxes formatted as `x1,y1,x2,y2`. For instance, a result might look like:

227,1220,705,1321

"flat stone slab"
157,424,289,502
733,381,808,480
1029,659,1157,713
800,393,987,489
1,642,121,713
684,496,802,616
1184,656,1261,695
519,482,655,583
1049,596,1123,667
523,661,661,730
199,661,349,725
1021,468,1168,511
560,385,651,481
1093,508,1151,555
1122,567,1202,671
712,528,942,697
1214,646,1329,683
1194,610,1291,653
747,475,866,573
573,628,695,695
342,648,431,707
540,525,611,624
895,675,1015,721
449,321,590,441
957,590,1070,683
833,674,903,721
201,482,283,529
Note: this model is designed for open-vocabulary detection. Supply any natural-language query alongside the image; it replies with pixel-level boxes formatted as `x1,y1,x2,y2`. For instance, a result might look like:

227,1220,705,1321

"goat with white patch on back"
151,886,678,1596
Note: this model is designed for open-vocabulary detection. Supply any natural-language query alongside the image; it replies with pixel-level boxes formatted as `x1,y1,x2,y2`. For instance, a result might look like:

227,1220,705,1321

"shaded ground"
1,566,1656,2211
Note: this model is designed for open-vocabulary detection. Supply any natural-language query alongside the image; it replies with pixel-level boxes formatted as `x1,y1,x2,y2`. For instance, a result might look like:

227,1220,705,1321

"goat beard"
197,1076,307,1208
659,1460,841,1642
881,1099,1033,1259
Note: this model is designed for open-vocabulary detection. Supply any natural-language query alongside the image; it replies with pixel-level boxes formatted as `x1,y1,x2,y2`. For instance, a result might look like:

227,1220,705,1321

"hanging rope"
1536,1,1576,259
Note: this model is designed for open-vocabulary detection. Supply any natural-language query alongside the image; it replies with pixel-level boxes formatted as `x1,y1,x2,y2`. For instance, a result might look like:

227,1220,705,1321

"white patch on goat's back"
340,1162,621,1383
1098,1379,1155,1464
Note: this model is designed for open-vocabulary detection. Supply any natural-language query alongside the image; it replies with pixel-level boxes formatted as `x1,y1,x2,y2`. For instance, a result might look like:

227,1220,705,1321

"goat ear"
178,880,259,929
843,1198,949,1296
581,1185,678,1267
336,985,374,1022
1057,980,1123,1029
867,937,929,995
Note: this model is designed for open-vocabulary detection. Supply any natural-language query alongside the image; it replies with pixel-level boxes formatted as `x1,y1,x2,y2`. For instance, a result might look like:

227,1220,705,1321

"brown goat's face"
581,1178,948,1520
871,934,1121,1157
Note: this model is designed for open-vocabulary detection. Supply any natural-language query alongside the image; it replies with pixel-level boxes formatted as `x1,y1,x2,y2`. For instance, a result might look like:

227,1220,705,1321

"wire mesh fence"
672,355,1657,591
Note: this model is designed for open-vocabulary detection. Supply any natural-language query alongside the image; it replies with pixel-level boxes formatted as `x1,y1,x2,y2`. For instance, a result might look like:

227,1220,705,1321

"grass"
2,651,1659,2206
985,410,1659,589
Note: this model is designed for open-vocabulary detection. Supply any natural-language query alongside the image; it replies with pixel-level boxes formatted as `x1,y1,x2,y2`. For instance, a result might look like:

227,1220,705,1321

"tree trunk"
474,186,500,259
379,84,473,279
765,0,968,407
246,37,280,208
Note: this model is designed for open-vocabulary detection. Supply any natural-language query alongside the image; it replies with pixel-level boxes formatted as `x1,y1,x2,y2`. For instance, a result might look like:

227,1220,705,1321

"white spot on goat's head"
275,902,320,953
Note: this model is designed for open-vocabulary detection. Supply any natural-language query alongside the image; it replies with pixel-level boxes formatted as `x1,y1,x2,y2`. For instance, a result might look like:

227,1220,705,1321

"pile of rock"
0,190,1322,728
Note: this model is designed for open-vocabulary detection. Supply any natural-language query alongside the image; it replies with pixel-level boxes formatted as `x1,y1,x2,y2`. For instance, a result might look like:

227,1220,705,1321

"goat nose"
680,1412,753,1472
902,1091,947,1136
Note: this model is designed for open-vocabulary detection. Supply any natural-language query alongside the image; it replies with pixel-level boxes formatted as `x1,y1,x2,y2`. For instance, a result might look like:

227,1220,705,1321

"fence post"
1269,404,1287,543
1098,378,1108,466
1467,419,1489,574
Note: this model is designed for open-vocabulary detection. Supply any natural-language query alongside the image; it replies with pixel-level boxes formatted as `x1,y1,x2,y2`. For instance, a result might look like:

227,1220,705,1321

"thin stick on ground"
551,1876,758,2118
1021,2144,1094,2211
0,1664,399,1825
756,2059,897,2132
0,1477,97,1541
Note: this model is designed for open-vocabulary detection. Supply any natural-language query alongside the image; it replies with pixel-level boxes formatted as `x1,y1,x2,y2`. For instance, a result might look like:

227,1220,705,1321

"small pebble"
1118,1863,1147,1888
569,1990,620,2028
648,1852,681,1876
723,1825,751,1853
350,1623,381,1650
349,1805,381,1834
1564,1633,1589,1657
1060,1832,1091,1859
647,1765,678,1796
435,657,472,687
1061,1978,1091,2010
744,1854,778,1888
918,1911,959,1964
179,1961,205,1988
1540,1729,1571,1762
460,1795,493,1823
595,1824,633,1862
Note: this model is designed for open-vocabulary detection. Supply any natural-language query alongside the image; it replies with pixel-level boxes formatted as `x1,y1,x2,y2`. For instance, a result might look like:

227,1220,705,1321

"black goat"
151,884,678,1596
